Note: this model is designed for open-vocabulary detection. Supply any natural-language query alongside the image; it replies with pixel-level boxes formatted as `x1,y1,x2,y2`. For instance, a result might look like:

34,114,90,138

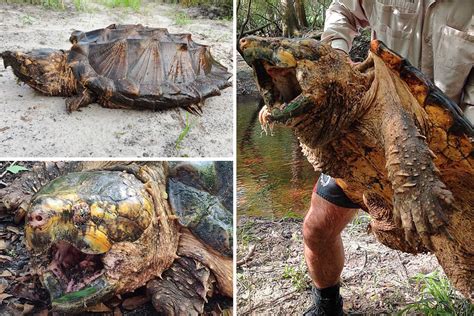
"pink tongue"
54,241,84,268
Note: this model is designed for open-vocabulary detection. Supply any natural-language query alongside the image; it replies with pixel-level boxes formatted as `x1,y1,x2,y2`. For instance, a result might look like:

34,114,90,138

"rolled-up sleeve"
322,0,370,53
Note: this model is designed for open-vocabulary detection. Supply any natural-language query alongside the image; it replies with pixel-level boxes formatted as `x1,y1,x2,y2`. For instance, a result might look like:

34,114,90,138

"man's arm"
322,0,370,53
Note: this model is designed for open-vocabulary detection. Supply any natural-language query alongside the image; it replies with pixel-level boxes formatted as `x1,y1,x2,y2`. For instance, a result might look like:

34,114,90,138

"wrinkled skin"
240,37,474,301
1,24,231,113
1,162,233,313
168,162,233,257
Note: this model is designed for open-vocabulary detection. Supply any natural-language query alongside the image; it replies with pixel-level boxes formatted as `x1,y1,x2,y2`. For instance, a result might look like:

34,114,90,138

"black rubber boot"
303,284,344,316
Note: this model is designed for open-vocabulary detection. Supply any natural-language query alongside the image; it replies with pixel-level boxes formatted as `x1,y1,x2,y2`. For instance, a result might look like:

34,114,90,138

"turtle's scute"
68,24,231,112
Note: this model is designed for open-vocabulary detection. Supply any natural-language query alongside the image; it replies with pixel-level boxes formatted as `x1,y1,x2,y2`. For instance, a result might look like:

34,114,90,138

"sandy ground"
0,2,233,158
236,215,470,315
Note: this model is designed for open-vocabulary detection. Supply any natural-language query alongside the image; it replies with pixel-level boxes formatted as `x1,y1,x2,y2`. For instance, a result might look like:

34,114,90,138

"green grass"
174,12,191,26
282,210,303,220
21,14,35,25
40,0,65,9
73,0,88,11
398,271,474,315
101,0,141,11
282,263,308,291
175,112,195,150
238,221,257,247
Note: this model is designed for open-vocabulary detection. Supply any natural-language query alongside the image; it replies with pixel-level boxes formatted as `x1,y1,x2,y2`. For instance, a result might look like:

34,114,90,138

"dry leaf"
23,303,34,314
85,302,112,312
6,226,20,234
0,255,12,262
0,279,7,293
0,239,8,250
0,293,12,303
0,270,13,277
122,295,150,311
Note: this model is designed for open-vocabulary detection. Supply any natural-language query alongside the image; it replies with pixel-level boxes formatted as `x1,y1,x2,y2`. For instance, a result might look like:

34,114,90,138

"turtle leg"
375,58,453,251
146,257,215,316
66,88,96,112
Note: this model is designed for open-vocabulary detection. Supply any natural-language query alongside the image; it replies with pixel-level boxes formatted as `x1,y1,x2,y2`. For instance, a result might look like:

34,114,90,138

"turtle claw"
66,89,95,112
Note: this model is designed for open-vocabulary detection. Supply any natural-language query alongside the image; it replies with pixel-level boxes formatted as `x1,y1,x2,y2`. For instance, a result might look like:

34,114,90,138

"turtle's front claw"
395,180,453,252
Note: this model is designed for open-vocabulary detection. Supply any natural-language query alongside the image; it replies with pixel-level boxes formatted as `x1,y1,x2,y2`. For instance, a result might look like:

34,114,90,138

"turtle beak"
47,275,116,312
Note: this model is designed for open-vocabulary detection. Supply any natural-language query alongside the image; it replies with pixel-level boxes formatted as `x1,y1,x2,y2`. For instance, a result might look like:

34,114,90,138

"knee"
302,195,347,246
303,206,332,246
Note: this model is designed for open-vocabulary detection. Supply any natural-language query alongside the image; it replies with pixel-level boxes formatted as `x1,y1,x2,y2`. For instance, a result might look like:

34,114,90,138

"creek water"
237,95,317,218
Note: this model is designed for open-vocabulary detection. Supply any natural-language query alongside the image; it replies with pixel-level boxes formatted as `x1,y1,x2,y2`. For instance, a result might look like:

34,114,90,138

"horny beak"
48,275,115,312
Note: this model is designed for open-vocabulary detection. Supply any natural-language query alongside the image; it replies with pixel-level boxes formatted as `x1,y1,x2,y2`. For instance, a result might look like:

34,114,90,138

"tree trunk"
295,0,309,28
281,0,300,37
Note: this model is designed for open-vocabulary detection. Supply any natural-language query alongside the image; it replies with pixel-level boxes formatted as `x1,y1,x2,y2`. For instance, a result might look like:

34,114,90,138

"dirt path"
237,215,448,314
0,2,233,157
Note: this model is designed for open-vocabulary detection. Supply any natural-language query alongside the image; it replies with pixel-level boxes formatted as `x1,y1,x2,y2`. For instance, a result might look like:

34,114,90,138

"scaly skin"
241,36,474,301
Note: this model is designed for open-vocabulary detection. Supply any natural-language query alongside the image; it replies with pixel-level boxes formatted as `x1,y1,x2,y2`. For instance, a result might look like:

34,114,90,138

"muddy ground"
237,215,452,314
0,162,233,315
0,2,233,158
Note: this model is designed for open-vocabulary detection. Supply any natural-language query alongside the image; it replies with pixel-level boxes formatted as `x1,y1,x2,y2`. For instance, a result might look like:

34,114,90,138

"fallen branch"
242,23,272,36
237,244,256,267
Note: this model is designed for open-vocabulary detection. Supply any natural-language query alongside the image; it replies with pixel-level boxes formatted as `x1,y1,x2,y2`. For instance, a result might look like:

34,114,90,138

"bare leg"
303,193,357,288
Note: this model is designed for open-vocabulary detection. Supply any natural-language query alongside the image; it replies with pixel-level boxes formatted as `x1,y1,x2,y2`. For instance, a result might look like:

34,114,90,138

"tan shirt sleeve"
322,0,370,53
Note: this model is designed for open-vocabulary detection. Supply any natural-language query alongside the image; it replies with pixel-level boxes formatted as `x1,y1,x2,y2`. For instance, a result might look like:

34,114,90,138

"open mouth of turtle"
254,60,302,108
47,241,105,294
252,60,313,127
40,240,116,311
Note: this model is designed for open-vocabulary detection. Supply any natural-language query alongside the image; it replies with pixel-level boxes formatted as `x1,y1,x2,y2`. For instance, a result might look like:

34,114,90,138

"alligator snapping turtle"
1,24,231,113
0,161,233,313
240,37,474,300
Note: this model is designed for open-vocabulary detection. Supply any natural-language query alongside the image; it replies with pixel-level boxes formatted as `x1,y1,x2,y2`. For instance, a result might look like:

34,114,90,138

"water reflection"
237,95,317,218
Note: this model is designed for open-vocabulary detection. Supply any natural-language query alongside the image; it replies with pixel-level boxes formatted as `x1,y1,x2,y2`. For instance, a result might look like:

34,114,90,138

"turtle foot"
147,257,215,315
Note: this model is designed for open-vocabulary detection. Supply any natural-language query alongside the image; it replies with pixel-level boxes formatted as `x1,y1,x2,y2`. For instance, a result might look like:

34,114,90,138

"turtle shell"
26,171,154,254
167,162,233,257
370,40,473,138
67,24,231,113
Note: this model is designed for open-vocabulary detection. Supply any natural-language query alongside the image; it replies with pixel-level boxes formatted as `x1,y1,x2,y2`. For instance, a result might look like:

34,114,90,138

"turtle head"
1,49,76,96
240,36,371,146
24,171,170,313
240,36,307,110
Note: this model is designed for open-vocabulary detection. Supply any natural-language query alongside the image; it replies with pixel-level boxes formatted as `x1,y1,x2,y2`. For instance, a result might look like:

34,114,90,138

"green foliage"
73,0,88,11
6,164,29,174
282,263,307,291
175,112,195,150
101,0,141,11
174,12,191,26
399,271,474,315
238,0,332,38
238,221,258,246
282,210,302,220
41,0,65,9
21,14,36,25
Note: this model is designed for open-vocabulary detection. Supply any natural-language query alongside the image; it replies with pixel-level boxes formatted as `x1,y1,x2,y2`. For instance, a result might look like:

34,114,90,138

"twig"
242,23,272,36
237,244,256,267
